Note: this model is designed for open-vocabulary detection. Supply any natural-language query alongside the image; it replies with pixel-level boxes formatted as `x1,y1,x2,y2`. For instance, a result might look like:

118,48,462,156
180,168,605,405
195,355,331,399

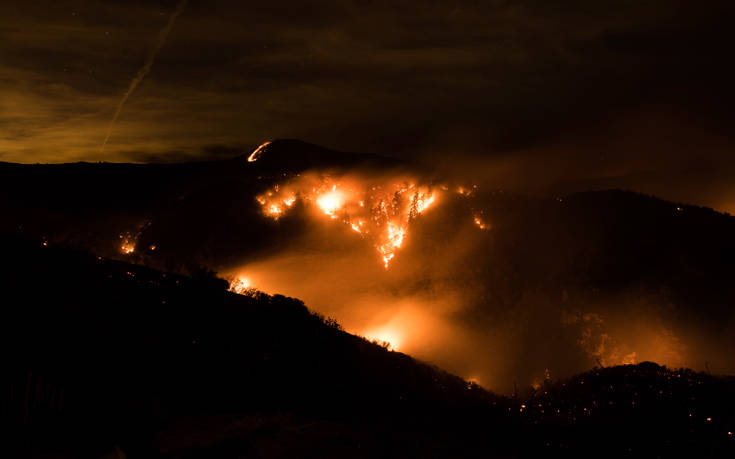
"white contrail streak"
102,0,187,150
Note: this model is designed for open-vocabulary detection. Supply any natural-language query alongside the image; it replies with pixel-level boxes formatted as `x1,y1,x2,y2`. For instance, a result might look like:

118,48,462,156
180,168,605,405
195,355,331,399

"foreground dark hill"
2,234,735,458
1,234,498,458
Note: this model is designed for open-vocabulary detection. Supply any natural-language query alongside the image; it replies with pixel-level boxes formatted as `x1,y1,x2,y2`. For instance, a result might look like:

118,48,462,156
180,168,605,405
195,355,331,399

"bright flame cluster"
120,232,137,254
229,276,252,294
256,174,442,268
256,184,296,219
363,325,403,351
255,174,487,268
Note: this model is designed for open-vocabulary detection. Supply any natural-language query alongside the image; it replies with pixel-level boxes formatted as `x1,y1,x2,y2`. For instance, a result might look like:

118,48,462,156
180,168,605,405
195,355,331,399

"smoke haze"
221,164,734,393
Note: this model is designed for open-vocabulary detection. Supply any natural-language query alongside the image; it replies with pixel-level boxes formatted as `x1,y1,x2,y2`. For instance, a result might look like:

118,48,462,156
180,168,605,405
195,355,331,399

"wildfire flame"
120,232,137,254
316,185,345,219
363,325,403,351
254,173,487,268
229,276,252,294
378,222,405,268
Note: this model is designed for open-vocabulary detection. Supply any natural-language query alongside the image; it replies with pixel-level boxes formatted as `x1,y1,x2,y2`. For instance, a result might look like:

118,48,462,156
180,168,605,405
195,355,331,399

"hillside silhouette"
2,234,734,457
2,233,502,458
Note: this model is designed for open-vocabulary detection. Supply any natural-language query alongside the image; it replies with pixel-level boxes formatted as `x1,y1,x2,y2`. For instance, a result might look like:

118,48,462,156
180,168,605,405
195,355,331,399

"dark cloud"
1,0,734,210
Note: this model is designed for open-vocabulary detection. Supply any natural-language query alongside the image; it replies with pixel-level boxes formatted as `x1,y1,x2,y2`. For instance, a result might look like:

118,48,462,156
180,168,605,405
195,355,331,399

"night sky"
2,0,734,211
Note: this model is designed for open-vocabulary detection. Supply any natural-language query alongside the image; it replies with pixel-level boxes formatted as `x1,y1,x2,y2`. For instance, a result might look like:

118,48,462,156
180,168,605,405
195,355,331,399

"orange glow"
466,376,481,386
229,276,252,294
316,185,345,218
268,204,283,217
565,311,688,369
247,141,271,162
363,325,403,351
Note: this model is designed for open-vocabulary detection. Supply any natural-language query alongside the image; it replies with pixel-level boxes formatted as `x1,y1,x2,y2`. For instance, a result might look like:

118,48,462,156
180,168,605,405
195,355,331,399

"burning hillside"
219,144,730,391
254,172,447,268
2,141,735,393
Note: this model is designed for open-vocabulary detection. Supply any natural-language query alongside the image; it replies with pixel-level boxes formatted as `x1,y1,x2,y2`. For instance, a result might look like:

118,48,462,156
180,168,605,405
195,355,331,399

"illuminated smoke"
236,168,705,392
102,0,187,150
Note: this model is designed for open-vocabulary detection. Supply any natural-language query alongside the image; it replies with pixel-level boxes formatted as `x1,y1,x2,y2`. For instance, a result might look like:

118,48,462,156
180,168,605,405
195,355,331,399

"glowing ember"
119,232,137,254
473,216,489,230
117,223,151,256
247,141,271,162
457,186,472,196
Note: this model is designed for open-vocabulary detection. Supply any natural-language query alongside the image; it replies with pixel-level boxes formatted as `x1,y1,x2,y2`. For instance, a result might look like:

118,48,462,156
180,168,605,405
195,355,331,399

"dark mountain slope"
1,234,502,458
